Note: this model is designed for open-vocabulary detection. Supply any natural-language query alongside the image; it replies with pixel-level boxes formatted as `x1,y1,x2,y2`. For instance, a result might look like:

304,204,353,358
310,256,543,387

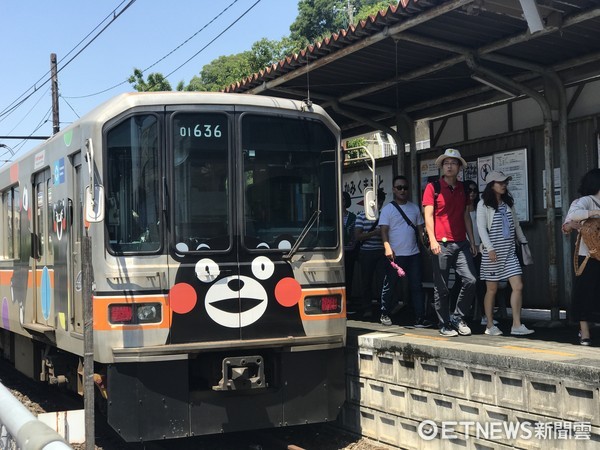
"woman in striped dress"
477,171,534,336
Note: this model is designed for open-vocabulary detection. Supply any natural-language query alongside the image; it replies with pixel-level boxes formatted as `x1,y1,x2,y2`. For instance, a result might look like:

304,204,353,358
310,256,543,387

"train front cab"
93,103,346,441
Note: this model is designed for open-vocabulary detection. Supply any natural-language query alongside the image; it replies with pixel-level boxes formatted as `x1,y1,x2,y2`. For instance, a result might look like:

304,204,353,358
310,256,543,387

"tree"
197,52,254,92
176,37,301,92
128,68,172,92
289,0,396,44
346,136,367,159
290,0,348,45
355,1,396,22
173,1,397,92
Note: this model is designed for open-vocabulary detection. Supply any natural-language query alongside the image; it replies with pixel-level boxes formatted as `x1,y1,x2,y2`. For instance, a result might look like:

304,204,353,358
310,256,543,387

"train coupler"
212,355,266,391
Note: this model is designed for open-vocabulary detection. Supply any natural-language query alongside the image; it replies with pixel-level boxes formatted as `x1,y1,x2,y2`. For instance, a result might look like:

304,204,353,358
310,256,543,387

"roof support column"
396,113,419,204
467,56,559,321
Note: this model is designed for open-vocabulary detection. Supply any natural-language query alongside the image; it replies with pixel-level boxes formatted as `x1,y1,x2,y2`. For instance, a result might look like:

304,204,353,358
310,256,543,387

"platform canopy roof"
226,0,600,139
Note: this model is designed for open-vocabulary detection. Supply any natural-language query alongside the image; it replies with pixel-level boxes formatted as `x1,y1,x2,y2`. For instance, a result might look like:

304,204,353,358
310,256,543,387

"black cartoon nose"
228,278,244,292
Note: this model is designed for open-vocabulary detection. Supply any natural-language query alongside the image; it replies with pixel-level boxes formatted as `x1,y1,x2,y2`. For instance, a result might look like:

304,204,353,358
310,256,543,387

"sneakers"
414,318,433,328
439,326,458,337
484,325,503,336
510,324,534,335
451,318,472,336
380,314,392,326
580,337,591,346
480,317,499,326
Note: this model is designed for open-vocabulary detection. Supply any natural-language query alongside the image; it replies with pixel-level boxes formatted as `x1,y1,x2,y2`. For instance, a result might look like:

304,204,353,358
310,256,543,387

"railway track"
0,358,384,450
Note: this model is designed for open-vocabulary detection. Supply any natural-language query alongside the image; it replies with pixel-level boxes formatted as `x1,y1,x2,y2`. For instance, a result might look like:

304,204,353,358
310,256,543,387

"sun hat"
485,170,513,184
435,148,467,168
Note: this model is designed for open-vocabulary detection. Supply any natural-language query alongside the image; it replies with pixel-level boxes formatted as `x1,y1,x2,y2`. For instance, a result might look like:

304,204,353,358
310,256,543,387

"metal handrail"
0,382,72,450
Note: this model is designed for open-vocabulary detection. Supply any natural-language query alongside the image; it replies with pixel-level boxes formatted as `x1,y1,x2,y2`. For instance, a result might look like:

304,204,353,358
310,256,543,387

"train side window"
0,187,20,260
106,114,161,253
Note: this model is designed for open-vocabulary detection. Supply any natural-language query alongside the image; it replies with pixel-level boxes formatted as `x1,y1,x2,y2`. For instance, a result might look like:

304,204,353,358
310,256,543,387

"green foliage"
346,136,367,159
197,52,254,92
290,0,348,44
290,0,395,44
165,1,398,92
249,38,296,72
355,1,396,22
128,68,172,92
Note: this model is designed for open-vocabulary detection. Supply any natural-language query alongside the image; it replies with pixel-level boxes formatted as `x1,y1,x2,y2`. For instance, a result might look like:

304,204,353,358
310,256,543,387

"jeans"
431,241,476,325
357,250,386,308
381,253,425,319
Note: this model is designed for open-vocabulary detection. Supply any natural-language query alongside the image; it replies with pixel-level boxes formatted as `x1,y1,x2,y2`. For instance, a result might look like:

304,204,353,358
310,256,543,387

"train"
0,92,347,442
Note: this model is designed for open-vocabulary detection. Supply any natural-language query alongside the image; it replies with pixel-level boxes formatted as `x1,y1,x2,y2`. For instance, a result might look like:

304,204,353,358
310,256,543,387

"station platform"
339,311,600,449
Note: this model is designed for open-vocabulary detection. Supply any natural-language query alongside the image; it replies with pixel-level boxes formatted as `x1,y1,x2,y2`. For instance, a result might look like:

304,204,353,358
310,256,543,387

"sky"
0,0,299,161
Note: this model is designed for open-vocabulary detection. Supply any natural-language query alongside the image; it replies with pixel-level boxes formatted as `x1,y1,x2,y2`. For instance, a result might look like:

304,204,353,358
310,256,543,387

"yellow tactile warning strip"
501,345,577,357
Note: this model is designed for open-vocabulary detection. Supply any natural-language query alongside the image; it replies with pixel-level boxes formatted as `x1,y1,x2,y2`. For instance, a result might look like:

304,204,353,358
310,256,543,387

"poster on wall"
493,149,529,222
477,155,493,192
464,161,478,183
342,164,393,215
476,150,529,222
420,158,439,190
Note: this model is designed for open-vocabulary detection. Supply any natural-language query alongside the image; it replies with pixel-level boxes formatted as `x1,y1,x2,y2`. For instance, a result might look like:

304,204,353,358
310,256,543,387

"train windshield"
172,113,230,251
242,114,338,251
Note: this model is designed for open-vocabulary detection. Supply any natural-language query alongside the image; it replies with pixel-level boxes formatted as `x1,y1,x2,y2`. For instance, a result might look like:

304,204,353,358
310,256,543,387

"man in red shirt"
423,148,477,337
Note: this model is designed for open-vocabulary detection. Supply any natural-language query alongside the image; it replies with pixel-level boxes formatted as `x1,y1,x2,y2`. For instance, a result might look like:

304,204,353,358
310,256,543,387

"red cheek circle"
275,277,302,307
169,283,197,314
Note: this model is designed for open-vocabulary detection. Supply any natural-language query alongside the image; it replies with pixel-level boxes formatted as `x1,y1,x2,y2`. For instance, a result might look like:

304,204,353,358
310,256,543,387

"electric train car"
0,92,347,442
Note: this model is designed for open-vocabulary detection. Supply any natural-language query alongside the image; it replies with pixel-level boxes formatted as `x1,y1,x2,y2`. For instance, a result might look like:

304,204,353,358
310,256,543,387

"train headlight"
137,304,160,323
108,303,162,324
304,295,342,315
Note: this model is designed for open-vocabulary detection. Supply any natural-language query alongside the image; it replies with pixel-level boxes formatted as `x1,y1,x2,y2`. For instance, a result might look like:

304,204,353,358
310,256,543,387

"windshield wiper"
283,209,321,260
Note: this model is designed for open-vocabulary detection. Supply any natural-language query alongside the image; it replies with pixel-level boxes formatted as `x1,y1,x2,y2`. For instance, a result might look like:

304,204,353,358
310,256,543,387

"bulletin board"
478,148,529,222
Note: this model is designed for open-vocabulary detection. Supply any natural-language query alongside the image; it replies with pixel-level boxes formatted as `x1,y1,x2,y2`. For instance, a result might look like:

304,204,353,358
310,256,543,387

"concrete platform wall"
338,330,600,449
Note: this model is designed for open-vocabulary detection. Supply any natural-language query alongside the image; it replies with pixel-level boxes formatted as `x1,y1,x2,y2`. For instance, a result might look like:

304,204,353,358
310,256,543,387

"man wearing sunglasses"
379,175,432,327
423,148,478,337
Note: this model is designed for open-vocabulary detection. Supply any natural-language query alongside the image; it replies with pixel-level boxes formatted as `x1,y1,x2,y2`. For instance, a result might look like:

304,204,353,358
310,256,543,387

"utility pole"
347,0,354,26
51,53,60,135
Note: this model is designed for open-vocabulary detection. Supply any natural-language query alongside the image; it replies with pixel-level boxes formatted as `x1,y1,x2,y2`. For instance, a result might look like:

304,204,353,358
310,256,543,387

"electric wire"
164,0,262,80
0,0,136,121
65,0,244,99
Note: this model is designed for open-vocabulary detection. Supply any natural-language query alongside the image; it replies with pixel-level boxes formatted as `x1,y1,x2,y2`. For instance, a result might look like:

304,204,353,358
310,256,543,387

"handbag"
574,217,600,276
521,243,533,265
516,242,533,266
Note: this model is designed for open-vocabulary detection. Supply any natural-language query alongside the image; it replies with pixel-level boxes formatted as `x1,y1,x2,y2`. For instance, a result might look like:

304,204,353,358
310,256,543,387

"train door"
167,109,241,344
70,155,83,333
32,169,54,327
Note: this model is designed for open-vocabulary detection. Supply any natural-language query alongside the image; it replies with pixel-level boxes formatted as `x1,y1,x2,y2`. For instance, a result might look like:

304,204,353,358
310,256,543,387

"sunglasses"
468,188,478,193
394,185,409,191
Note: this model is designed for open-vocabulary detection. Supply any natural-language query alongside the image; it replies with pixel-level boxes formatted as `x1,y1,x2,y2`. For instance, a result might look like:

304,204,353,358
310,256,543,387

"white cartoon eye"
251,256,275,280
278,240,292,250
196,258,220,283
257,242,270,249
175,242,189,253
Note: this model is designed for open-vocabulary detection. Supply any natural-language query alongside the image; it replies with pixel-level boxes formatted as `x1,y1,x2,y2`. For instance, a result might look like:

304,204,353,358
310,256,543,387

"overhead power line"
65,0,246,99
0,0,136,122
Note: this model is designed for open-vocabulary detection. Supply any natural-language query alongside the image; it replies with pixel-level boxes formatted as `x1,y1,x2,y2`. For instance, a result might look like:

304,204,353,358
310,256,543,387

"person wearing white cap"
423,148,478,337
477,170,534,336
